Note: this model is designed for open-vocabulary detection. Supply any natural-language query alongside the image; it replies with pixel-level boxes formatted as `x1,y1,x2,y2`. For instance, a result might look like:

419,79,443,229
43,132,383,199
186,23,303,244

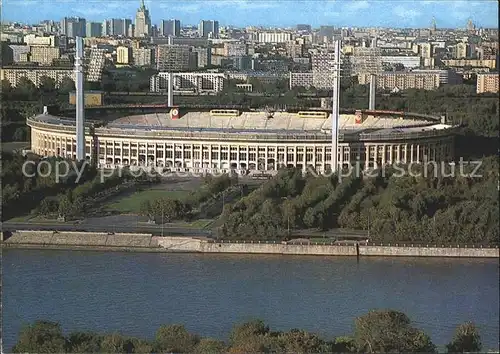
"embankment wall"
156,238,499,258
2,232,498,258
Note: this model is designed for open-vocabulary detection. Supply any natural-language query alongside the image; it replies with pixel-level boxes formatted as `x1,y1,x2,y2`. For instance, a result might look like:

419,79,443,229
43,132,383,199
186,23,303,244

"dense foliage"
220,158,499,245
12,311,486,353
139,173,245,223
1,153,158,221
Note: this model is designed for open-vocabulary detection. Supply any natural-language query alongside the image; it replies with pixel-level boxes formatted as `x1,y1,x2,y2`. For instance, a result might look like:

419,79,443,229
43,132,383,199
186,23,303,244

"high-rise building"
0,67,75,87
257,32,292,43
160,19,181,37
1,43,14,66
133,47,154,66
24,34,58,47
192,46,211,68
30,47,61,65
198,20,219,38
61,17,86,38
116,46,132,64
476,73,499,93
224,42,247,57
358,70,462,91
467,19,475,33
8,45,31,63
86,48,106,82
296,24,311,32
86,22,103,37
453,42,469,59
134,0,151,37
351,47,382,75
156,44,197,71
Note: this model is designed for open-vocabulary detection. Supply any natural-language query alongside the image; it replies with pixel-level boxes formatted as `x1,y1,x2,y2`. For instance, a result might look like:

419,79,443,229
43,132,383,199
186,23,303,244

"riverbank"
1,231,498,258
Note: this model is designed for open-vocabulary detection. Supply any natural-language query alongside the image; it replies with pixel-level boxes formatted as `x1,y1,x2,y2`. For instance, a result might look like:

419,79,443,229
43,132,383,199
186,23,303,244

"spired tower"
134,0,151,37
430,16,437,33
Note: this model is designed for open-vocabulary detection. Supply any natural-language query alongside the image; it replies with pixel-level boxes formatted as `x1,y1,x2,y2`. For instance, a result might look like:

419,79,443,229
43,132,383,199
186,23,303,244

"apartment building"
442,59,497,70
224,42,247,57
86,48,106,82
150,72,226,92
257,32,292,43
30,46,61,65
116,46,132,64
133,47,154,66
1,67,74,87
289,72,314,88
8,45,31,63
156,45,197,71
358,69,462,91
24,34,58,47
476,73,499,93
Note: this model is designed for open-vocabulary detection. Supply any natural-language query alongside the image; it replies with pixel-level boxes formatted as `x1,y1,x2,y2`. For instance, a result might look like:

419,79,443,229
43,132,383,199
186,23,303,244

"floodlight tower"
75,36,85,161
167,72,173,107
331,39,342,174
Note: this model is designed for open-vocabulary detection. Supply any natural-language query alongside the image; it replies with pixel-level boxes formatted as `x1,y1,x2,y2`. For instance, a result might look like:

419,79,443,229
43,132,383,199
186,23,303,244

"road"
1,221,213,237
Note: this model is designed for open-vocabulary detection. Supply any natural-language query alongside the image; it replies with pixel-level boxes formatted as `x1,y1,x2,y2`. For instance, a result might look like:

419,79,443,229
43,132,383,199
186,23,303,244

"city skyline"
3,0,499,29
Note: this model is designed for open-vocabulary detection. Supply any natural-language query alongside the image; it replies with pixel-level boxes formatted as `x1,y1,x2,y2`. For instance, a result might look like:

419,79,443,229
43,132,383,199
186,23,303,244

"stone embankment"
156,237,499,258
2,232,498,258
1,230,161,251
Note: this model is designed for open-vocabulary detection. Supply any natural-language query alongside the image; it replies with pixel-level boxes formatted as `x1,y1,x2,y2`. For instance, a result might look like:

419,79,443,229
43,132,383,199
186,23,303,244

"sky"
2,0,499,29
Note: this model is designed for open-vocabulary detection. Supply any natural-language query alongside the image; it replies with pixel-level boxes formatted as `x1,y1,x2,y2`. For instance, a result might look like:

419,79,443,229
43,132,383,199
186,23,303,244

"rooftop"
30,110,450,137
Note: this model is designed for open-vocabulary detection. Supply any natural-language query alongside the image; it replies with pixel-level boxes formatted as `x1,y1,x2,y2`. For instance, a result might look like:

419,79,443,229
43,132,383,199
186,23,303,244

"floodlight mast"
331,40,341,174
75,36,85,161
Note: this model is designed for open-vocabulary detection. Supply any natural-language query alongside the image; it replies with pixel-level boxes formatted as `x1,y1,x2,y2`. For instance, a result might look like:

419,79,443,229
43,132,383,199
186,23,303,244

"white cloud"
343,0,370,13
392,5,422,20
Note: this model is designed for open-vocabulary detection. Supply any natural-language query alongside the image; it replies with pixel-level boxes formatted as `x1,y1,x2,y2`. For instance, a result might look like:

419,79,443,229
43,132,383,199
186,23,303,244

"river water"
2,249,499,351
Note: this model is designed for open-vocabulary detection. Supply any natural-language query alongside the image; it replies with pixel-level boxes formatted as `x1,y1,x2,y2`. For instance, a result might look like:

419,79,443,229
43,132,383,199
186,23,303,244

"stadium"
27,105,457,175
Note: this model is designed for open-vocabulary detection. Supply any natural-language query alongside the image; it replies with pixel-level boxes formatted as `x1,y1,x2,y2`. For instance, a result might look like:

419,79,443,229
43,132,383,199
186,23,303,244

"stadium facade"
27,107,456,175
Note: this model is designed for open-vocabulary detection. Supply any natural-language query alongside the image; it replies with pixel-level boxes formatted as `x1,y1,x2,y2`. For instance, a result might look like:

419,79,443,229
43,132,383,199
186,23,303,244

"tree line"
12,310,484,353
1,153,158,221
220,158,499,245
139,173,244,223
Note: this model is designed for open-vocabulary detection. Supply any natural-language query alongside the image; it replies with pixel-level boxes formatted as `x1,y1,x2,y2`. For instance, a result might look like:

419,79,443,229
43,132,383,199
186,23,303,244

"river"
2,249,499,351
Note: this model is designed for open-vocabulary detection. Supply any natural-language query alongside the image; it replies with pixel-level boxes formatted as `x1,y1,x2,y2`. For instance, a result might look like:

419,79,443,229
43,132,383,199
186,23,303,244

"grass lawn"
166,219,214,229
104,189,190,214
6,215,61,224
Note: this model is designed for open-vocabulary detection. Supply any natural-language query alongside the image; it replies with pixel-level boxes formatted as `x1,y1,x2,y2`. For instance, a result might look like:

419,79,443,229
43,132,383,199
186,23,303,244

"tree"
353,310,437,353
12,321,66,353
100,333,135,353
13,126,28,142
193,338,227,354
140,200,154,222
229,320,269,347
446,322,482,353
59,77,76,94
66,331,102,353
58,194,73,219
1,79,12,97
331,336,356,353
39,75,56,93
15,77,38,100
277,329,328,353
154,324,199,353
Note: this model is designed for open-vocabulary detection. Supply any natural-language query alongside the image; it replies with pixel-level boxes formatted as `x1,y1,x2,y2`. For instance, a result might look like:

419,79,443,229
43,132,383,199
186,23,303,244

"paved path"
2,221,212,237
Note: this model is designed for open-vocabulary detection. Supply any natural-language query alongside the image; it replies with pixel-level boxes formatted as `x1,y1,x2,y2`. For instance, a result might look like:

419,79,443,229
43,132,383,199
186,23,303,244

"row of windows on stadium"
46,147,448,162
39,143,449,155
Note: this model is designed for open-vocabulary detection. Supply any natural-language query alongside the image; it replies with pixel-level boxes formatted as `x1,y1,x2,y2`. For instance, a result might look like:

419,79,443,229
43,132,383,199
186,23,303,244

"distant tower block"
167,72,173,107
75,36,85,161
369,74,376,110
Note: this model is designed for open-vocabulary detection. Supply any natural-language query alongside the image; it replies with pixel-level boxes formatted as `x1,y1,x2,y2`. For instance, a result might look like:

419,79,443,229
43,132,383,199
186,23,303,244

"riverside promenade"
1,231,498,258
